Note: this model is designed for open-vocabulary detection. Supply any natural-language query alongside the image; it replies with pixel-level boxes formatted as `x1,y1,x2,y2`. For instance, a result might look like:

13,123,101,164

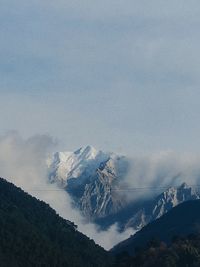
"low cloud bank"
0,132,133,250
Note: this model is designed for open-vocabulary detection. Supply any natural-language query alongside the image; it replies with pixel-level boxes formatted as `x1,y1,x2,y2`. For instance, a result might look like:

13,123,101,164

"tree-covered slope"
112,200,200,267
0,177,112,267
112,200,200,255
114,234,200,267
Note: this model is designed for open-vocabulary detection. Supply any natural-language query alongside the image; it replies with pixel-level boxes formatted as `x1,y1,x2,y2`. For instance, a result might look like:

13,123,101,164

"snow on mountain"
47,146,200,231
124,183,200,230
80,155,129,219
47,145,130,219
47,145,111,186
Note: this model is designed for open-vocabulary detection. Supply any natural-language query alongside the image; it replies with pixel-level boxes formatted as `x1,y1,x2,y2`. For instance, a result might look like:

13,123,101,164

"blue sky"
1,1,200,154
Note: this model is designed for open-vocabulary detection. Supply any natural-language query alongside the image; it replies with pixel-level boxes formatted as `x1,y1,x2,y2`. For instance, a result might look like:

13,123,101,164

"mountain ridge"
48,146,130,219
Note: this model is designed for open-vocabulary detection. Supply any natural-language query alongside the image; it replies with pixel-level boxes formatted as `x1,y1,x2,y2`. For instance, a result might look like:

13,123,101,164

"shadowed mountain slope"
0,177,112,267
112,199,200,255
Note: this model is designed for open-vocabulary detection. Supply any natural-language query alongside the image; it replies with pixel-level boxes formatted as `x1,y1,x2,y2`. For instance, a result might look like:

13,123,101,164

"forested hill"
112,199,200,266
0,177,112,267
113,233,200,267
112,199,200,255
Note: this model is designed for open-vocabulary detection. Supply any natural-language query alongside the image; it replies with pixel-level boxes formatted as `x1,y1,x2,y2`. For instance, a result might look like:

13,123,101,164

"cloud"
123,151,200,201
0,132,134,250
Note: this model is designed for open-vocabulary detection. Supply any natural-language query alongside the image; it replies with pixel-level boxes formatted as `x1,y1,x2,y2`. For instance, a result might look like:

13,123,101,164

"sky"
1,1,200,155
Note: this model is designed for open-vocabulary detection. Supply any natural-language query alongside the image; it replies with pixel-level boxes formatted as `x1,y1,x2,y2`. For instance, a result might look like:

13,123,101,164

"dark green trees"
0,177,112,267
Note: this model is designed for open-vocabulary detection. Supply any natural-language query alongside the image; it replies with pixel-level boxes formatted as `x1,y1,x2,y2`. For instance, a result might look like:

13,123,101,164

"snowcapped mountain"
47,145,130,219
47,145,200,231
79,155,129,218
47,145,111,186
124,183,200,230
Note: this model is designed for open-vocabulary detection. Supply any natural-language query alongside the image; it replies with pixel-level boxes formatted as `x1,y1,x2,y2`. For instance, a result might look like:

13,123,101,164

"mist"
0,132,133,250
123,151,200,201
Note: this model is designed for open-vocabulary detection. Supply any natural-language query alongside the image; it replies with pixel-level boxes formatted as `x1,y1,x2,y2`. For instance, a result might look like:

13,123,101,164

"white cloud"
123,151,200,201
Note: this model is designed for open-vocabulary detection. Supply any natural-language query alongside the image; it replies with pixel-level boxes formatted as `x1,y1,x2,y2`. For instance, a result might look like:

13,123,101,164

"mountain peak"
74,145,97,155
76,145,100,159
178,182,189,189
48,146,111,184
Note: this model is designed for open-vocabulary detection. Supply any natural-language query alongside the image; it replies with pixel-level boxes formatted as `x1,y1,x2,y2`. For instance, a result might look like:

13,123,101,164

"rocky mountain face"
124,183,200,230
47,145,130,219
79,156,128,218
